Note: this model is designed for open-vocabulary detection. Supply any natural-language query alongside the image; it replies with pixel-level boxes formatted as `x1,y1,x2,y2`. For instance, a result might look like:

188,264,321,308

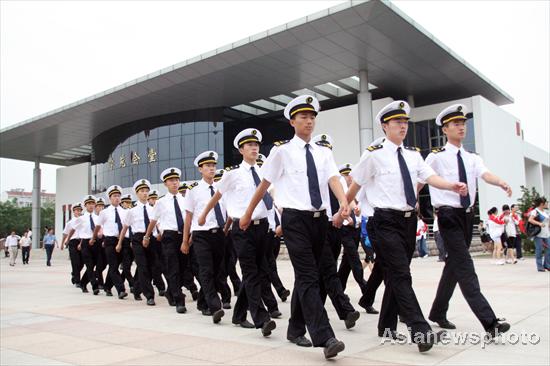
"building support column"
32,159,41,249
357,69,374,151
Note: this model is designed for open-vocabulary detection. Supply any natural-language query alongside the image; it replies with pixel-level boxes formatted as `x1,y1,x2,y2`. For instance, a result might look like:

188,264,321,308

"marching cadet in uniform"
346,100,468,352
144,168,187,314
146,189,167,297
118,179,157,306
182,151,228,324
239,95,349,359
94,198,107,290
74,195,101,295
178,182,201,301
90,185,128,299
425,104,511,337
61,202,87,291
199,128,277,337
119,194,137,297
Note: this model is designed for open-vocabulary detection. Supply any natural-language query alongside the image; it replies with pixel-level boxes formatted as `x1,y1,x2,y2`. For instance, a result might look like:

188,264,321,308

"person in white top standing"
502,204,519,264
6,231,21,266
20,230,32,264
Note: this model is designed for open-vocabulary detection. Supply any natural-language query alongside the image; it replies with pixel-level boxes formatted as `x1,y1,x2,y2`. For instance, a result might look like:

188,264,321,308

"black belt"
164,230,183,235
375,208,416,218
438,206,474,213
232,217,267,226
194,228,222,234
284,208,326,218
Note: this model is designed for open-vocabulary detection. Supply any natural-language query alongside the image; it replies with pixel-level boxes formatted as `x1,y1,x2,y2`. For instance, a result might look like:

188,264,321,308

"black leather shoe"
129,286,134,294
233,320,254,329
261,320,276,337
192,291,199,301
486,320,511,339
201,309,212,316
158,290,166,297
279,289,291,302
212,309,225,324
105,290,113,297
93,289,100,296
366,306,379,314
81,287,89,293
118,291,128,299
345,311,360,330
417,330,447,353
287,335,312,347
323,338,345,359
378,329,407,342
146,298,155,306
222,302,231,309
176,305,187,314
270,310,282,318
430,318,456,329
134,294,143,301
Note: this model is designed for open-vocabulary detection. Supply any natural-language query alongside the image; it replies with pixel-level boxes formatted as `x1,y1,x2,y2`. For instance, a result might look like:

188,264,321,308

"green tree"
0,200,55,238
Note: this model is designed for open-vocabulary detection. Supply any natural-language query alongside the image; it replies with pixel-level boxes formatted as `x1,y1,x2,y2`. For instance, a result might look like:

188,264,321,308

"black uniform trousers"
120,238,136,290
231,219,271,328
68,239,84,285
265,231,286,297
103,236,125,294
80,239,100,290
160,230,186,306
131,233,157,300
97,238,107,288
373,209,431,340
192,229,226,312
224,235,242,294
429,207,497,330
326,225,342,262
337,226,368,294
359,217,383,308
150,237,166,292
283,209,335,348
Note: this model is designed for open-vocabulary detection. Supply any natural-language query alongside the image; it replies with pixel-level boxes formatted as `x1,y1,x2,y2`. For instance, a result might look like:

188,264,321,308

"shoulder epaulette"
366,144,383,152
189,182,199,190
404,146,420,152
273,140,289,147
431,147,445,153
315,141,332,149
225,164,240,171
467,150,479,155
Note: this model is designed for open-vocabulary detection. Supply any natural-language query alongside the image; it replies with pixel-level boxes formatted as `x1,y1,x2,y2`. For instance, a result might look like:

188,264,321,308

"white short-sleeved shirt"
182,179,227,232
216,160,268,220
152,192,185,232
96,205,127,237
357,186,374,218
64,217,81,239
261,135,340,212
425,143,488,209
351,139,435,211
5,235,20,247
124,201,155,234
73,211,96,239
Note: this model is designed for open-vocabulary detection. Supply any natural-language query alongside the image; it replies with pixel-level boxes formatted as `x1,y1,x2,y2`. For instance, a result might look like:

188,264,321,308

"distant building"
4,189,55,208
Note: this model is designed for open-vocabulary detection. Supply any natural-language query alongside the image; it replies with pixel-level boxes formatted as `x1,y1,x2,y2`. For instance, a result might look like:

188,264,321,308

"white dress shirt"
357,186,375,218
96,205,127,237
182,179,227,232
425,142,488,209
124,201,155,234
63,217,81,239
5,235,20,247
152,192,186,232
261,135,340,212
73,211,96,239
217,160,268,220
352,139,435,211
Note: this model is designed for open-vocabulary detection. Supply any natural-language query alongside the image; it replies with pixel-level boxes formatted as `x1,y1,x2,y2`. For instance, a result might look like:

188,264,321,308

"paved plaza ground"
1,249,549,365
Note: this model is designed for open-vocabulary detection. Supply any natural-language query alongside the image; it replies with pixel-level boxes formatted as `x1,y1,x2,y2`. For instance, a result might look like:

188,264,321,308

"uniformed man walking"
75,195,101,295
61,203,87,291
239,95,349,359
425,104,511,338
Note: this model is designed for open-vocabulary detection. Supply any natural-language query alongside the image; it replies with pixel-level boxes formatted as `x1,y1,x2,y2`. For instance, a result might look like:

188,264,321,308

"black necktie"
114,207,122,233
250,166,273,210
397,147,417,208
173,196,184,232
457,150,471,208
274,211,280,227
210,186,225,228
143,205,150,229
305,144,322,209
89,214,95,230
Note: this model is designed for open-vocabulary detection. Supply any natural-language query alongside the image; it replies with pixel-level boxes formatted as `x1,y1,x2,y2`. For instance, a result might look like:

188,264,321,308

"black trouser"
265,231,286,296
435,231,446,261
45,245,54,265
429,207,497,330
161,231,186,306
373,209,431,340
283,209,335,348
81,239,100,290
224,235,242,294
193,229,227,312
515,236,523,259
326,225,342,261
68,239,84,285
150,237,166,292
120,238,135,290
181,250,198,294
97,238,107,288
337,226,368,294
21,246,30,263
132,233,156,300
359,217,383,308
231,219,271,328
103,236,125,294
